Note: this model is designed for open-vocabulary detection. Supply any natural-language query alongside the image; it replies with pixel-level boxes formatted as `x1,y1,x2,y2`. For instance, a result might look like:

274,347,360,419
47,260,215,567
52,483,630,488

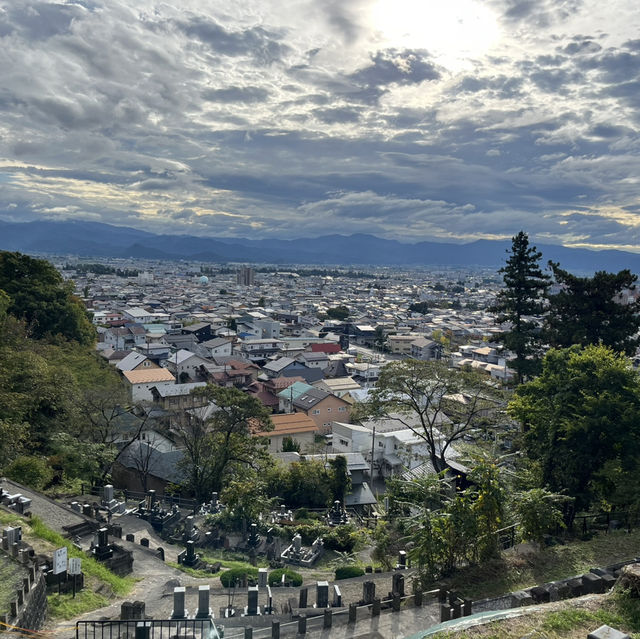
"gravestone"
299,587,308,609
363,581,376,605
316,581,329,608
588,626,630,639
397,550,407,569
103,485,114,503
293,534,302,553
196,585,211,619
184,540,198,567
332,585,342,608
258,568,268,588
392,573,405,597
265,585,273,614
171,587,187,619
246,586,259,616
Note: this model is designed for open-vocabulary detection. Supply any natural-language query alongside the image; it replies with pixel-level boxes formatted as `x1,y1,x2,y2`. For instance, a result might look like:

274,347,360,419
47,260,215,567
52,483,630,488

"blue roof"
277,381,313,400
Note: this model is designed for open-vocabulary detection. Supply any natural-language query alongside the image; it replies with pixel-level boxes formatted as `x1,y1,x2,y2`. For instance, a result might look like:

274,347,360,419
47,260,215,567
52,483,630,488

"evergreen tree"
545,263,640,355
490,232,550,383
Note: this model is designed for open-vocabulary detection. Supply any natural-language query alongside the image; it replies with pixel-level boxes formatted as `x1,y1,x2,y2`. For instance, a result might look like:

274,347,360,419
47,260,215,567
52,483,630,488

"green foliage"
268,568,303,586
359,359,501,473
335,565,365,580
490,231,550,382
217,474,276,532
265,459,332,508
50,433,116,484
48,590,109,620
281,436,301,453
0,252,95,344
291,522,329,545
4,455,54,490
408,301,430,315
220,566,259,587
509,345,640,519
328,455,351,505
28,517,135,595
546,264,640,355
178,385,273,499
323,524,363,552
326,305,350,320
515,488,568,545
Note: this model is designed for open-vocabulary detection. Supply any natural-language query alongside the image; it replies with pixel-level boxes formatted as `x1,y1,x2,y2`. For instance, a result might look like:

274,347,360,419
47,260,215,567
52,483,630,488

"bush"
5,455,54,490
220,567,259,588
268,568,303,587
292,522,329,545
335,565,365,580
323,524,362,552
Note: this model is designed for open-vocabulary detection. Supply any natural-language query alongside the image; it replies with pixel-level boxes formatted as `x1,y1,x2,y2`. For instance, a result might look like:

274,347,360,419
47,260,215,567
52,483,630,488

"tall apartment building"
236,266,255,286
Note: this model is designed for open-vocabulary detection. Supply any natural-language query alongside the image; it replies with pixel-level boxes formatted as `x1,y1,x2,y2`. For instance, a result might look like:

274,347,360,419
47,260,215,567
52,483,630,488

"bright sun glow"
370,0,501,70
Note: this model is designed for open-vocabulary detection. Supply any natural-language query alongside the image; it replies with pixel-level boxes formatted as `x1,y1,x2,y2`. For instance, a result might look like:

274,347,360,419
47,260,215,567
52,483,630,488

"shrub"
220,567,259,588
292,522,329,545
268,568,303,587
335,565,365,580
5,455,54,490
323,524,362,552
294,508,309,521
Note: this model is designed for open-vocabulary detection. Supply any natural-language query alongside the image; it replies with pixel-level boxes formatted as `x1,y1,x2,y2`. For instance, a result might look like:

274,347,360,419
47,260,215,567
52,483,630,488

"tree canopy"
0,251,95,344
356,359,501,473
545,264,640,355
175,385,273,500
490,231,550,382
509,345,640,520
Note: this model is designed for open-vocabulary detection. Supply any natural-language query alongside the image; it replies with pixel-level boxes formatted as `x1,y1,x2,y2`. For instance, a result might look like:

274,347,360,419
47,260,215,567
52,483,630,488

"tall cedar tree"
545,263,640,355
490,232,549,383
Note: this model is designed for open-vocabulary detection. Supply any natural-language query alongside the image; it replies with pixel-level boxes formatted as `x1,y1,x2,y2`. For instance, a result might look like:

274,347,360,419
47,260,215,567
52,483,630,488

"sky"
1,0,640,248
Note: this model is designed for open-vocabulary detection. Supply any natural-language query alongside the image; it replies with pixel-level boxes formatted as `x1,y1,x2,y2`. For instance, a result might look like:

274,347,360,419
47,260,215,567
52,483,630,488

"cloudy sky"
1,0,640,248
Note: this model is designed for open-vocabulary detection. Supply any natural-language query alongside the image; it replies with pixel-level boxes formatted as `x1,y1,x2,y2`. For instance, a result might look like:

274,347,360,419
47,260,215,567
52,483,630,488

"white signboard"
53,547,68,575
68,557,82,576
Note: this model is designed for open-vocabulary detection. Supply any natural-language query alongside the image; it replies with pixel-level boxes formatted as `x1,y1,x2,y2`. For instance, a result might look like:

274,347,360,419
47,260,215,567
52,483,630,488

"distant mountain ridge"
0,219,638,273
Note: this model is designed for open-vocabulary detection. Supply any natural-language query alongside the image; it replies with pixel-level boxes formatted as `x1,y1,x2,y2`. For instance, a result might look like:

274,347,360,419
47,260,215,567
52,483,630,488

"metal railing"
76,619,221,639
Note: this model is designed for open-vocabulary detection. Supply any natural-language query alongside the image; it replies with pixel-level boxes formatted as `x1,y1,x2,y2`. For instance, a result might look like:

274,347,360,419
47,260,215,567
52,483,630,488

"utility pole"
370,424,376,488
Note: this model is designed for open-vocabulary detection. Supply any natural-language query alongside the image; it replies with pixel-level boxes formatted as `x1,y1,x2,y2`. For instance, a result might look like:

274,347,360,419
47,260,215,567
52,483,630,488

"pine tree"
490,232,550,383
545,264,640,355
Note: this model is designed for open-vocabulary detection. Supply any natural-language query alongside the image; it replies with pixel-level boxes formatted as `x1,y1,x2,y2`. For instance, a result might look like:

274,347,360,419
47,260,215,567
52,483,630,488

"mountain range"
1,219,638,273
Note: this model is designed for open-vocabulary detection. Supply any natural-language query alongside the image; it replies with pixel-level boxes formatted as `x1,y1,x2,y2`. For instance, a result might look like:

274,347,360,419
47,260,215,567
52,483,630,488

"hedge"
335,565,365,580
220,567,259,587
268,568,303,587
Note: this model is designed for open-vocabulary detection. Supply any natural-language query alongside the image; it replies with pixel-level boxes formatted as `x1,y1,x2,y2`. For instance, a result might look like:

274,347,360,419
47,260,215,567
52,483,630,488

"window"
327,407,331,413
313,409,320,415
338,406,346,412
339,439,349,447
378,441,383,447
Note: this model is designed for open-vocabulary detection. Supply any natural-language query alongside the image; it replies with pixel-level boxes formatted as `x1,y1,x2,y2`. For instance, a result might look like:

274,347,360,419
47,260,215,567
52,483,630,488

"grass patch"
166,562,216,579
29,516,136,596
444,529,640,600
428,590,640,639
48,590,109,620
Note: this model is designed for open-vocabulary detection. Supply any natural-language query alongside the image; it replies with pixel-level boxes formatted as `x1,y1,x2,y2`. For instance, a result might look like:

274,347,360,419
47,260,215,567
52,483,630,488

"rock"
618,563,640,598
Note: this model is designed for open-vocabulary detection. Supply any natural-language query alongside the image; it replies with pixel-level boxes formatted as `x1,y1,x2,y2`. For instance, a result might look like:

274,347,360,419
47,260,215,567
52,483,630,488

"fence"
76,619,221,639
81,485,198,511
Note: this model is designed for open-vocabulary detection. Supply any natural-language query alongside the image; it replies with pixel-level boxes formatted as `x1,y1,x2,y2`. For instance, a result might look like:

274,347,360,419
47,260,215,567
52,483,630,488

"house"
277,381,315,413
150,381,208,411
387,334,418,355
113,439,184,493
410,338,443,361
238,338,285,363
252,413,318,453
296,352,329,370
200,337,233,358
166,349,212,383
247,376,305,412
116,351,160,373
181,322,213,343
104,324,147,350
313,377,362,399
344,361,380,387
201,358,260,388
292,388,351,432
123,368,176,402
